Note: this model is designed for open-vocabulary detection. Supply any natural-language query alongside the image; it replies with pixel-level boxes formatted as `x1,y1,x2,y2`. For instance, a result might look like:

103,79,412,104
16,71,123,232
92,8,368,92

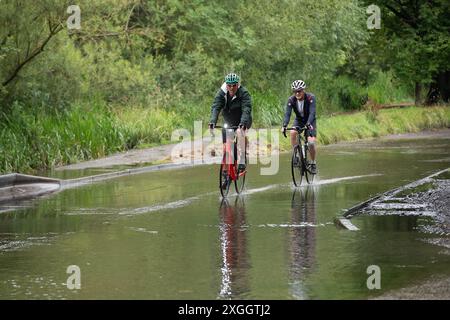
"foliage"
2,0,447,173
359,0,450,102
0,102,126,173
278,105,450,150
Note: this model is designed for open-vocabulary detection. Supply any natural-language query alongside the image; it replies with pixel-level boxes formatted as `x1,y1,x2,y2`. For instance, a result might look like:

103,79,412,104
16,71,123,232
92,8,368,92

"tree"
0,1,69,89
363,0,450,104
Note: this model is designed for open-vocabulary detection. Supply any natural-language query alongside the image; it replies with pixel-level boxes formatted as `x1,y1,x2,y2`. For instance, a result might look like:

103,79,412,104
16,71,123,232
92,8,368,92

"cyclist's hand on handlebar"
208,123,215,130
306,123,314,131
282,126,287,138
239,123,247,131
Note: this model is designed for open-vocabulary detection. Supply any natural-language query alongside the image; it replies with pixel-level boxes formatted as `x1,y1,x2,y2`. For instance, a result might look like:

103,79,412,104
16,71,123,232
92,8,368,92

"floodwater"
1,133,450,299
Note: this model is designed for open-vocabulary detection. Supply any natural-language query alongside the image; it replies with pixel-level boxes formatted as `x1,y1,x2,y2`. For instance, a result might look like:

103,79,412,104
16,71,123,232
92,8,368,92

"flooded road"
1,132,450,299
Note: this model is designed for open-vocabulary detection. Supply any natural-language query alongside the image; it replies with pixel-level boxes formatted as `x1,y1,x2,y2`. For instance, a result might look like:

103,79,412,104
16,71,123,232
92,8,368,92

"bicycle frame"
222,129,239,181
213,125,248,197
298,133,309,166
216,125,245,181
287,126,309,161
287,126,314,185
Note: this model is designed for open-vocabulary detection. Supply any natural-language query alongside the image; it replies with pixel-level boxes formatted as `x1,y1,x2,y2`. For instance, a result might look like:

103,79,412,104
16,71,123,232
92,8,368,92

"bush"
0,101,127,173
367,71,414,105
333,76,368,111
251,90,284,128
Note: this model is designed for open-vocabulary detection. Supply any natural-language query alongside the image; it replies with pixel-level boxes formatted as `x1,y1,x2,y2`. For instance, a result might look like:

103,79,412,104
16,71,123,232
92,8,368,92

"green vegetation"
279,105,450,151
360,0,450,104
304,106,449,147
0,102,125,173
0,0,449,173
2,102,448,174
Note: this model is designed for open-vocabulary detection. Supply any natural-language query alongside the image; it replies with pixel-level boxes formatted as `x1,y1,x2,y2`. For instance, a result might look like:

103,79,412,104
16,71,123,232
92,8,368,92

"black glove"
239,123,247,130
282,126,287,138
306,123,314,131
208,123,215,130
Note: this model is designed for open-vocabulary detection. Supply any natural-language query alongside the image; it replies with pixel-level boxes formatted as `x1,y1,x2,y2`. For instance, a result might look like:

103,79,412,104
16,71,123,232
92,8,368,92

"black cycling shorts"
293,118,317,137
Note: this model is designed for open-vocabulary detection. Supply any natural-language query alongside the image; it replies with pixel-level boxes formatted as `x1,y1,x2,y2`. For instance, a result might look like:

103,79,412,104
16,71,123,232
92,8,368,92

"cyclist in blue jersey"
282,80,317,174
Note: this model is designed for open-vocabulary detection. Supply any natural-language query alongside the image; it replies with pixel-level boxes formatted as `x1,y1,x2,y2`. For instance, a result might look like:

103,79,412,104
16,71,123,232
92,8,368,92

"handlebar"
286,126,308,132
209,125,240,138
212,125,240,129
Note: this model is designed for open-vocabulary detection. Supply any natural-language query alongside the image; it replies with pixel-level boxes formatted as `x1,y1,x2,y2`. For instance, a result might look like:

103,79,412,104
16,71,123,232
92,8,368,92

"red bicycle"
213,125,248,197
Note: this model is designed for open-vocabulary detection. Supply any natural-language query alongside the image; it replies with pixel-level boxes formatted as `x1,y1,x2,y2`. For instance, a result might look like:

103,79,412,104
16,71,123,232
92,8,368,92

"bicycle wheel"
219,154,232,197
304,145,315,184
291,146,303,187
234,139,248,194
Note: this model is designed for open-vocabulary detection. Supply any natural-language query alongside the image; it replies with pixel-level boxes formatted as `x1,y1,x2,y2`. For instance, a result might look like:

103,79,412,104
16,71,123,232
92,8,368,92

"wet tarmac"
0,130,449,299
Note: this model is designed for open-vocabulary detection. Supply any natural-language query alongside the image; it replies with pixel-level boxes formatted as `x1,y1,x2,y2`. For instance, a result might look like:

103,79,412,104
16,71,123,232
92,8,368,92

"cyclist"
281,80,317,174
209,73,252,173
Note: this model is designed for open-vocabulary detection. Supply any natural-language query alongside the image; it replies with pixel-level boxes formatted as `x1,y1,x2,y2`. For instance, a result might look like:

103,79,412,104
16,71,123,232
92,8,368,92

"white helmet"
291,80,306,91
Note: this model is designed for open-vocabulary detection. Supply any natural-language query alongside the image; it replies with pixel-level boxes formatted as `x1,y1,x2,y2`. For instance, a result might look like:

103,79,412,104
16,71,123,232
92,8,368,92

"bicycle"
286,126,316,186
212,125,248,197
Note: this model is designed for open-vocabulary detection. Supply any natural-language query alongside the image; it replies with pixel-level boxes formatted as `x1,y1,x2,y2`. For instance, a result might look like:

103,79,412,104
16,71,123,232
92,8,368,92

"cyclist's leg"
226,129,235,166
306,124,317,175
306,123,317,161
307,136,316,161
222,128,232,167
236,127,246,166
236,119,251,167
291,118,300,148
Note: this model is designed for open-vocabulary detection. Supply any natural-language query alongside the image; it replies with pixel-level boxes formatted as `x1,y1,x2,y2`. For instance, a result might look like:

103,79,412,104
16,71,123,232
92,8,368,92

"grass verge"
1,102,448,174
279,105,450,151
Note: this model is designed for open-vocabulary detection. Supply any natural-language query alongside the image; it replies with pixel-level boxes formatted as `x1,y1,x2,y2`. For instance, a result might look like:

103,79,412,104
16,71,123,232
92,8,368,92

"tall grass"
279,105,450,151
251,91,284,127
318,106,450,146
367,71,413,104
313,72,414,115
1,86,448,174
113,101,212,149
0,102,127,173
112,90,287,151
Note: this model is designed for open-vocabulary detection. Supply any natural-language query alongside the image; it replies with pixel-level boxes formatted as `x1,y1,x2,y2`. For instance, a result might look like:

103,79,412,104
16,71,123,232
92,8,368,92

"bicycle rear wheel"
291,146,303,187
220,155,232,197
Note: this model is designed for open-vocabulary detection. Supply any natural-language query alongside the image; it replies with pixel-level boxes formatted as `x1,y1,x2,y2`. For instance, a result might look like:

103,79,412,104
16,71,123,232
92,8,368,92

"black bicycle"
286,126,316,186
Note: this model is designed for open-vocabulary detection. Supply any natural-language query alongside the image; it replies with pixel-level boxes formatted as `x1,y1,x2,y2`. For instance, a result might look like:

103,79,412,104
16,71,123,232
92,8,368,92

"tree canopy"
0,0,448,111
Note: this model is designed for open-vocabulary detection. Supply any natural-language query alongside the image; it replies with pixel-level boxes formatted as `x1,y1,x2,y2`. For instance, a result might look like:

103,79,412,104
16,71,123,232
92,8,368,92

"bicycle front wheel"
234,144,248,194
234,168,246,194
234,137,248,194
304,148,316,184
304,146,315,184
291,146,303,187
220,155,232,197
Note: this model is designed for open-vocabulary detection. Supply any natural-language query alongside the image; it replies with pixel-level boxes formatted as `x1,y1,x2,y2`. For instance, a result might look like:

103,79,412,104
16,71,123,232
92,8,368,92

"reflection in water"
218,197,250,299
289,187,317,299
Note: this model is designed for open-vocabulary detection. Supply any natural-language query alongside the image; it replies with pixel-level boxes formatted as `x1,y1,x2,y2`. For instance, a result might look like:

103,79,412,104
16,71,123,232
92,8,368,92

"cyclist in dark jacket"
282,80,317,174
209,73,252,171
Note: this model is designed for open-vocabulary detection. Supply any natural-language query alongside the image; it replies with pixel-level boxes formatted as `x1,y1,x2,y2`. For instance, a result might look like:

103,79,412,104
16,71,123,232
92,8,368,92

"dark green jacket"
210,83,252,128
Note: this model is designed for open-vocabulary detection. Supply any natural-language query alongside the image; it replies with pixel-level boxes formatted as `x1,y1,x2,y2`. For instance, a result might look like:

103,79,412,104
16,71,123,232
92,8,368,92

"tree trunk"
415,82,422,106
437,71,450,102
425,71,450,105
425,82,439,105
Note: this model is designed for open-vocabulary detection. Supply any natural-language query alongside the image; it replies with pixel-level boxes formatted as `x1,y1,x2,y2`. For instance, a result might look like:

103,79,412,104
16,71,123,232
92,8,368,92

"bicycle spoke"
291,147,303,187
219,156,232,197
235,143,248,194
305,150,315,184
